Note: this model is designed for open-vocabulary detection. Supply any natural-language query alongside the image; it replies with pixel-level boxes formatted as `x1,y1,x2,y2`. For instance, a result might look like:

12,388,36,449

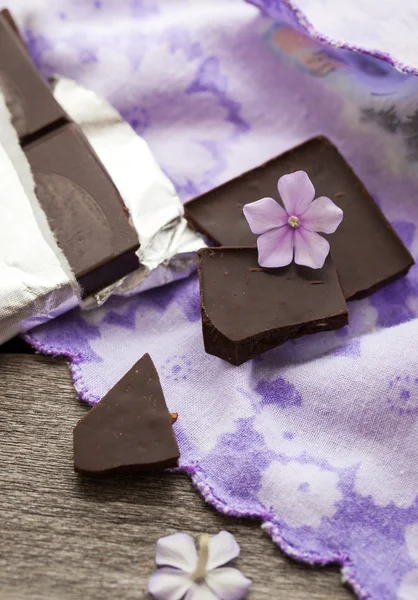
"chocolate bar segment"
73,353,180,474
0,12,67,140
24,123,139,297
186,137,414,300
198,247,348,365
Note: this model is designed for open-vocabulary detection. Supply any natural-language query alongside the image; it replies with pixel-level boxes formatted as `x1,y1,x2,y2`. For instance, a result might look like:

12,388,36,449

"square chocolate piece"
0,12,67,141
186,137,414,300
198,247,348,365
24,123,140,297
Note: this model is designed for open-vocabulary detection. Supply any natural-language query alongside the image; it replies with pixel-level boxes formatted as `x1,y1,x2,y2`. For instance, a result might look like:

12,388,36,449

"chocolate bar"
186,137,414,300
73,353,180,474
198,247,348,365
0,10,140,297
0,11,67,141
24,123,140,297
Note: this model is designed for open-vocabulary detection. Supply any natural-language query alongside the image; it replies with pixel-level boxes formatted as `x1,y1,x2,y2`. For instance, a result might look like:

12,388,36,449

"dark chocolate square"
24,123,139,297
0,13,67,141
186,137,414,300
198,247,348,365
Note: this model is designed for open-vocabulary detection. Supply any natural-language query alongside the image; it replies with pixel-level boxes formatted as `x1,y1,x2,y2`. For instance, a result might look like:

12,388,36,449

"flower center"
192,534,210,582
287,215,300,228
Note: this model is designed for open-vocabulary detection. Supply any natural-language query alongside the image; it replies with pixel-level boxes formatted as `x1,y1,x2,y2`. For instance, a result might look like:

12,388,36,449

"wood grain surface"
0,354,354,600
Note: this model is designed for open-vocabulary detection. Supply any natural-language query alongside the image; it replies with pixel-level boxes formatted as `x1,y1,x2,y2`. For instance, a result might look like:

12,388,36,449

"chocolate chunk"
186,137,414,300
73,353,180,474
198,247,348,365
24,123,140,297
0,12,67,141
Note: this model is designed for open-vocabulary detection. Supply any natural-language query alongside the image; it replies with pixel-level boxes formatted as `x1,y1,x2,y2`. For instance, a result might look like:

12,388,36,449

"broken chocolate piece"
24,122,140,297
73,353,180,474
0,12,67,141
198,247,348,365
186,137,414,300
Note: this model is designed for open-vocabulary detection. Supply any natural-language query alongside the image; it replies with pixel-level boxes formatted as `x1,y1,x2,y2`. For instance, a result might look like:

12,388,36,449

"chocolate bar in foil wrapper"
0,90,79,342
0,16,204,345
52,77,205,304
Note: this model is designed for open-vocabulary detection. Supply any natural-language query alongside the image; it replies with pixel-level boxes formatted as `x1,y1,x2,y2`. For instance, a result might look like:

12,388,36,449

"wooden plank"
0,354,354,599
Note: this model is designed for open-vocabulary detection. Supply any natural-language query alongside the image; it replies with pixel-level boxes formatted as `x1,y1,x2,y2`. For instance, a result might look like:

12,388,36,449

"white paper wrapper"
0,77,204,344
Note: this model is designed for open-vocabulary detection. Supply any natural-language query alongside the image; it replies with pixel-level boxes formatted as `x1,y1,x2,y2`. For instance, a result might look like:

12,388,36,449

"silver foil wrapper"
0,90,79,344
0,77,204,344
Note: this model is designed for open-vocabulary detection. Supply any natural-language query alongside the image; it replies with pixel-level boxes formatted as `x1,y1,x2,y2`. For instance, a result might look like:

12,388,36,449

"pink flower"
148,531,251,600
243,171,343,269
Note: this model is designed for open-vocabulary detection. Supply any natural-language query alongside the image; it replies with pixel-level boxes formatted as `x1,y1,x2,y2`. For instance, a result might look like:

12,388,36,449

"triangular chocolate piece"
73,354,180,474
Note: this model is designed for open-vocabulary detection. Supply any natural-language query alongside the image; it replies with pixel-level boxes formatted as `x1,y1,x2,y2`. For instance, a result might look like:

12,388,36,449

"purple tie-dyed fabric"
11,1,418,598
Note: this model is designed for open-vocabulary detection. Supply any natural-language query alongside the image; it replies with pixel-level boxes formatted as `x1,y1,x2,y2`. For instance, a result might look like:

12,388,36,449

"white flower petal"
148,567,193,600
206,567,252,600
277,171,315,216
243,197,288,235
301,196,343,234
257,226,294,268
156,533,198,572
294,228,330,269
207,531,240,571
184,582,219,600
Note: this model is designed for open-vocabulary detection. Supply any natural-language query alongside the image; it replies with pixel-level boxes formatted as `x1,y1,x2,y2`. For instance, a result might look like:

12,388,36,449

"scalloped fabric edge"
24,330,371,600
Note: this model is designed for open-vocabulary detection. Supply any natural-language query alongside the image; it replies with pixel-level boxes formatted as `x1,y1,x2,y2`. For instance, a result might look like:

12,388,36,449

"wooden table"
0,352,354,599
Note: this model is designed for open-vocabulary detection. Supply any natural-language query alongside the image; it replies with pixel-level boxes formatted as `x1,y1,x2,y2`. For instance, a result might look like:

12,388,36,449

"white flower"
148,531,251,600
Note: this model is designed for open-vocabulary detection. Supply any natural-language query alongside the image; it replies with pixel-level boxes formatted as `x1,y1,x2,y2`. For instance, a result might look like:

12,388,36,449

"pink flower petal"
277,171,315,216
257,226,294,268
206,567,252,600
148,567,192,600
301,196,343,234
156,533,197,572
294,227,330,269
243,197,288,235
207,531,240,571
184,582,219,600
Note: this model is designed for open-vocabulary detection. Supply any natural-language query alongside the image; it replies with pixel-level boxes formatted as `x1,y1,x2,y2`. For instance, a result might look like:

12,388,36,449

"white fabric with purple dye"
11,1,418,598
